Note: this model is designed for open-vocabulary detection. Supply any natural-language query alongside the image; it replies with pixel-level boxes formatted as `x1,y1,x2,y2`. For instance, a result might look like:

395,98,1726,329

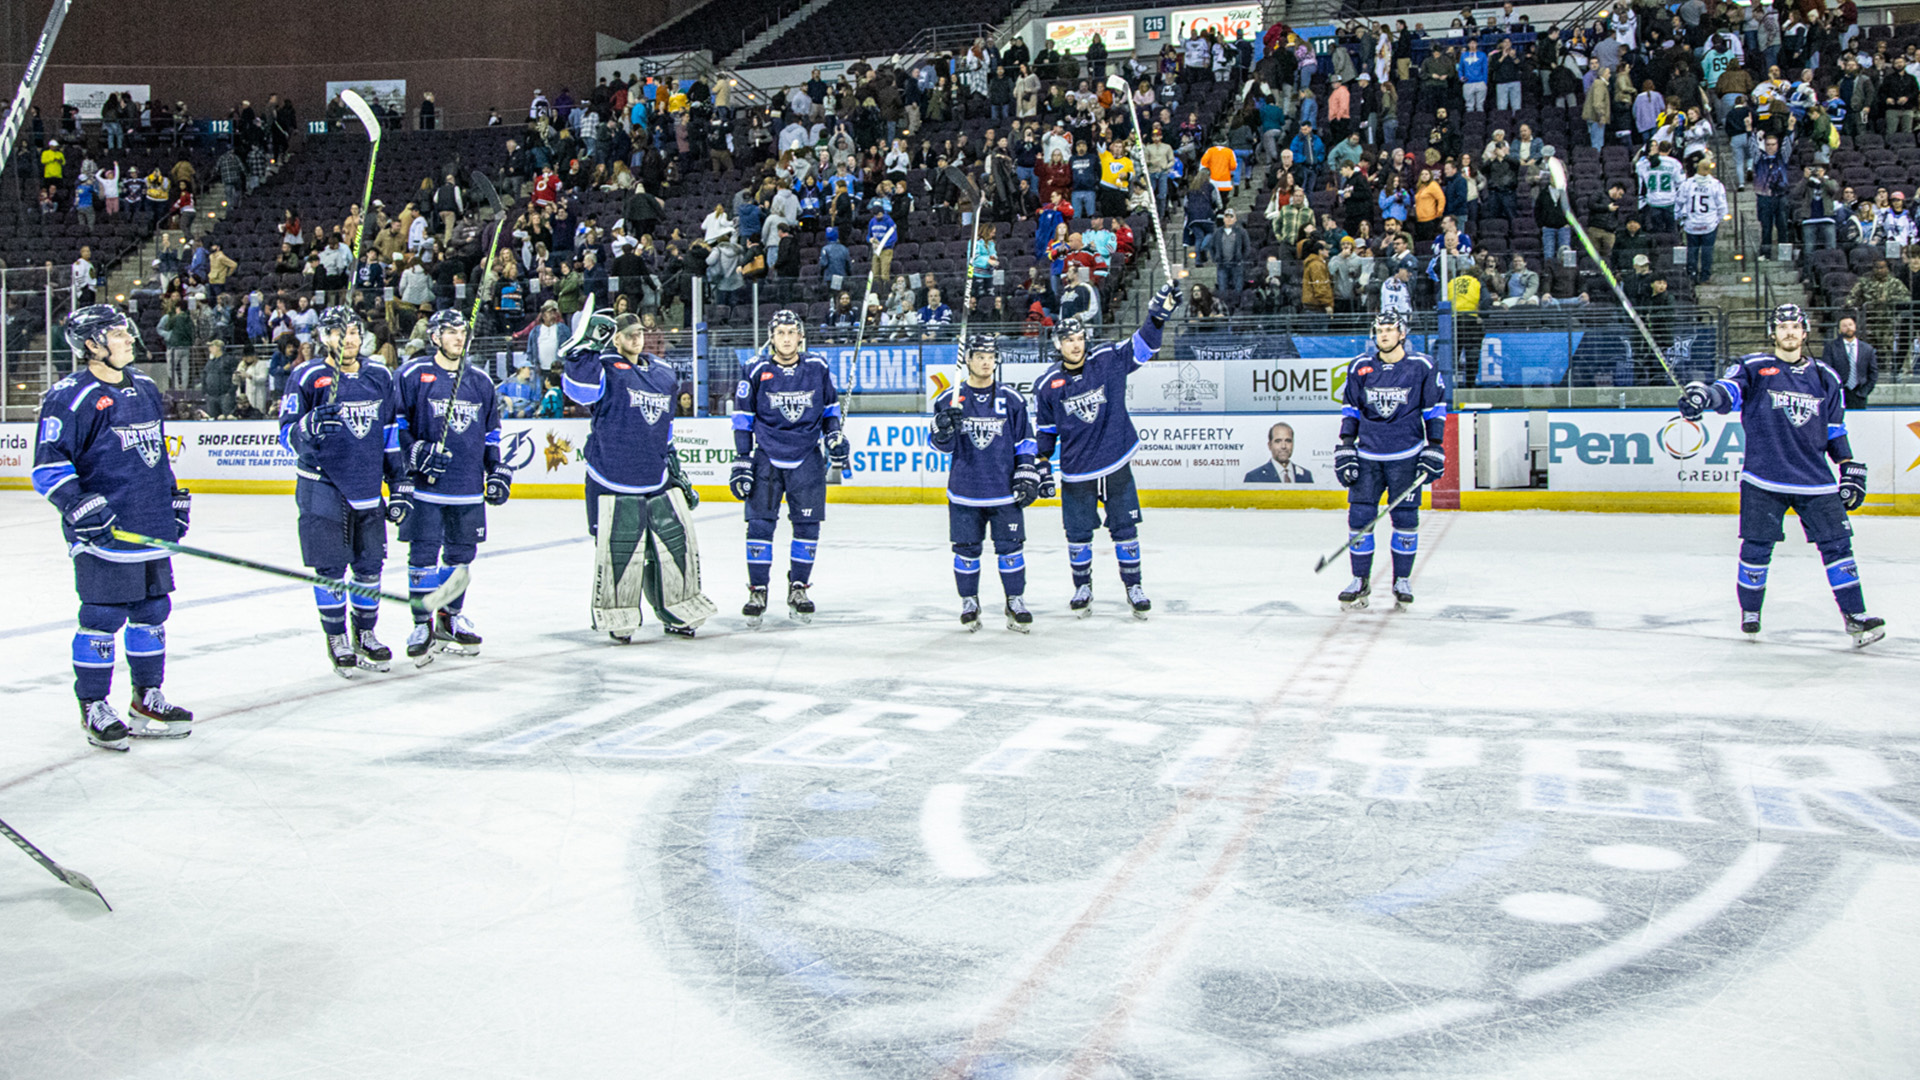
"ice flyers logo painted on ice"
340,400,382,440
113,420,164,467
1064,385,1106,424
429,398,483,433
1768,389,1820,427
768,390,815,423
963,416,1005,450
1366,385,1411,419
626,387,671,424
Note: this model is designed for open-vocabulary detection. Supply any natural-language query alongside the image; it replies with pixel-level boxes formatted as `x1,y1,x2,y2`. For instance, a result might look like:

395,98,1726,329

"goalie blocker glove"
666,454,700,508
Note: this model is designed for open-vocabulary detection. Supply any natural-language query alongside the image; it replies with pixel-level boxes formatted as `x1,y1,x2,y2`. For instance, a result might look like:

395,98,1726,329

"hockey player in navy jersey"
1334,312,1447,610
32,304,193,749
1032,282,1183,619
280,307,405,676
730,309,849,625
931,336,1043,632
1680,304,1885,646
563,307,710,640
393,309,511,663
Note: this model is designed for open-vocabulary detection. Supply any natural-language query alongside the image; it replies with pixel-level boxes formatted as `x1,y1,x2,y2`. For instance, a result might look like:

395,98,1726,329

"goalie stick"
0,815,109,910
112,529,469,614
1313,476,1429,573
424,169,508,487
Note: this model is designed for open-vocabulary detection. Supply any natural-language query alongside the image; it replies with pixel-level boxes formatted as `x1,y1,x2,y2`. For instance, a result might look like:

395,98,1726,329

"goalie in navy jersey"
32,305,194,750
563,307,713,640
1333,312,1448,611
730,309,849,626
931,336,1043,632
393,309,511,664
1680,304,1884,646
1032,282,1183,619
279,307,406,677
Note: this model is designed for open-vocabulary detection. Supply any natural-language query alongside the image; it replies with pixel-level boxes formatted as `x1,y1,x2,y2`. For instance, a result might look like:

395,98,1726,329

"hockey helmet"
964,333,999,359
63,304,133,361
768,308,805,332
317,306,364,338
1052,316,1088,350
1373,311,1409,338
1767,303,1809,337
426,308,469,338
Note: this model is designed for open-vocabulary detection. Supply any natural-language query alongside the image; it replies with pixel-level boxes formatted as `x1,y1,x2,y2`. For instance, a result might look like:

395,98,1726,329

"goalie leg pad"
592,494,649,635
644,488,718,629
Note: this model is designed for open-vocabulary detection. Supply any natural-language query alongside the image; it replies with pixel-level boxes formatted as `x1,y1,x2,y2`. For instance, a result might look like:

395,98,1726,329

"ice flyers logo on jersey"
1768,389,1820,427
964,416,1006,450
113,420,164,466
769,390,815,423
431,398,484,432
1364,385,1410,419
626,387,671,423
1063,386,1105,424
339,400,382,439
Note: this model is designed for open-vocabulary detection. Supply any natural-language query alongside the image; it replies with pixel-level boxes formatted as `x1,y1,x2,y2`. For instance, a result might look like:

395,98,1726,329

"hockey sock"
996,544,1027,597
349,572,381,631
315,564,349,635
1350,531,1377,580
1390,530,1419,579
1737,540,1773,614
1817,538,1866,616
71,628,116,701
954,543,983,597
790,522,820,586
1067,541,1094,587
746,520,775,588
408,564,446,624
1114,537,1142,587
124,597,170,690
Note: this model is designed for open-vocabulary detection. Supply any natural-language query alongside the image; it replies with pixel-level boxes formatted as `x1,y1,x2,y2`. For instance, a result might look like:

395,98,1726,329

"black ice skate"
960,596,982,632
80,699,129,752
1339,576,1371,611
1005,596,1033,633
1741,611,1762,637
664,624,696,639
434,611,482,656
355,628,392,672
743,586,768,629
327,632,362,679
1126,584,1151,620
1392,577,1414,611
406,622,435,667
1070,583,1093,618
1846,614,1886,648
787,581,814,624
127,687,192,738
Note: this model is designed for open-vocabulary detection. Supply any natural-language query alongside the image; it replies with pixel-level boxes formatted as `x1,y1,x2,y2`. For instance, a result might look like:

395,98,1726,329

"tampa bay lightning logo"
113,420,164,467
431,398,483,433
628,388,671,424
962,416,1004,450
1366,385,1411,419
769,390,814,423
501,429,538,473
1767,389,1820,428
340,400,382,440
1064,386,1105,424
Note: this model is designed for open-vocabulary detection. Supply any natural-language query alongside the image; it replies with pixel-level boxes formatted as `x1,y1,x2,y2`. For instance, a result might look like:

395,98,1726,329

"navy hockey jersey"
1339,351,1447,460
562,348,681,493
1712,353,1851,495
31,368,179,561
733,352,843,468
931,381,1037,507
396,357,501,505
279,360,403,510
1033,322,1162,481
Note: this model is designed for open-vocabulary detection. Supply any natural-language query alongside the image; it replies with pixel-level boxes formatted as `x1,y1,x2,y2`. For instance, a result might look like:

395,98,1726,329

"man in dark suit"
1244,421,1315,482
1821,315,1878,410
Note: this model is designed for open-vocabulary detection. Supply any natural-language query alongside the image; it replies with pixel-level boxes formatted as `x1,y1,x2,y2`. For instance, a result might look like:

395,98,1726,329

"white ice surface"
1,492,1917,1079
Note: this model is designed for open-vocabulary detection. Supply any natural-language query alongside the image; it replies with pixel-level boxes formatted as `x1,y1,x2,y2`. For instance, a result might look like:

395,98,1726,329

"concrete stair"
722,0,836,69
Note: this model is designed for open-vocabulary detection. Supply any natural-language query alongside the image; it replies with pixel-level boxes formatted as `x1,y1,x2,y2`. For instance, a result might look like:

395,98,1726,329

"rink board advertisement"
923,358,1349,413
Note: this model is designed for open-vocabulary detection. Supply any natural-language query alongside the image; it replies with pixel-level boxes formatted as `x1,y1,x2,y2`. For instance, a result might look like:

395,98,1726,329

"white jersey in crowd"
1875,206,1917,249
1380,277,1413,316
1676,174,1728,235
1636,155,1684,209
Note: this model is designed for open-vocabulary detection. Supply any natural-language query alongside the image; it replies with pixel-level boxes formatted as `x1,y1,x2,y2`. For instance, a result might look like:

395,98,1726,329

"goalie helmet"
63,304,132,359
1767,303,1809,337
1052,316,1088,350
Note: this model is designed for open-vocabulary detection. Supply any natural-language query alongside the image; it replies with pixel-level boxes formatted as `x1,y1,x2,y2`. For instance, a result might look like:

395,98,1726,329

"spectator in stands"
1535,177,1572,265
1458,40,1490,112
1794,164,1841,255
1585,182,1626,262
917,286,952,338
201,340,238,418
1327,236,1366,314
1846,261,1911,357
208,243,236,289
1412,168,1444,243
1068,141,1099,219
143,167,169,224
1286,124,1323,195
1822,317,1878,409
238,348,271,417
71,246,95,307
1491,38,1524,112
1300,239,1334,316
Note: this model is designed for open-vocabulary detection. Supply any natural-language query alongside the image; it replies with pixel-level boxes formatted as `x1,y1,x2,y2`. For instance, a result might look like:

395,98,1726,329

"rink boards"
1,409,1916,513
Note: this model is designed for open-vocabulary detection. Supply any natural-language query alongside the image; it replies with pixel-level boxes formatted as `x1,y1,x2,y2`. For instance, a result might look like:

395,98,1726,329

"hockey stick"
111,529,470,614
1313,476,1429,573
835,224,896,484
1107,74,1174,283
1546,156,1682,388
958,174,987,350
339,89,383,269
423,169,507,488
0,814,109,910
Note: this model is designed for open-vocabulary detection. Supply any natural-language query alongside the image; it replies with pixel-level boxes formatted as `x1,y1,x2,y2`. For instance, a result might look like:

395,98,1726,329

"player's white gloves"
564,309,618,356
1839,461,1868,512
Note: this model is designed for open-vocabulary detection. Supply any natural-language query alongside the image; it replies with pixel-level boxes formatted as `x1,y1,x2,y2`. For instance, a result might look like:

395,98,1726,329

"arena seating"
620,0,812,60
748,0,1022,64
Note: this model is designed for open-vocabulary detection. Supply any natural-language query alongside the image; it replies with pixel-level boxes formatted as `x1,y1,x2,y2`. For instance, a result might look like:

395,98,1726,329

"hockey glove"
484,469,513,506
65,492,117,546
171,486,192,537
1839,460,1868,512
666,452,700,508
1333,443,1360,488
1147,281,1185,326
301,400,344,442
824,429,852,473
387,481,414,525
1678,381,1715,421
1012,462,1042,508
563,310,619,357
729,459,754,501
1415,442,1447,484
407,440,453,482
1035,457,1057,500
933,406,964,438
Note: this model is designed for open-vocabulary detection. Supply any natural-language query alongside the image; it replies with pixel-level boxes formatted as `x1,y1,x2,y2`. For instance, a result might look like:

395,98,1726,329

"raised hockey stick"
0,814,109,910
1546,156,1682,388
1107,74,1174,283
111,529,470,614
339,89,383,269
423,169,507,488
835,224,896,484
957,174,987,352
1313,476,1429,573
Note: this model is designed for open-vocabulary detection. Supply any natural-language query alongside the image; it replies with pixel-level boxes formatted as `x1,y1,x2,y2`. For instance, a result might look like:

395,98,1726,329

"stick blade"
468,168,502,213
1105,74,1130,94
339,89,382,142
1313,555,1332,574
418,564,472,615
57,866,111,910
